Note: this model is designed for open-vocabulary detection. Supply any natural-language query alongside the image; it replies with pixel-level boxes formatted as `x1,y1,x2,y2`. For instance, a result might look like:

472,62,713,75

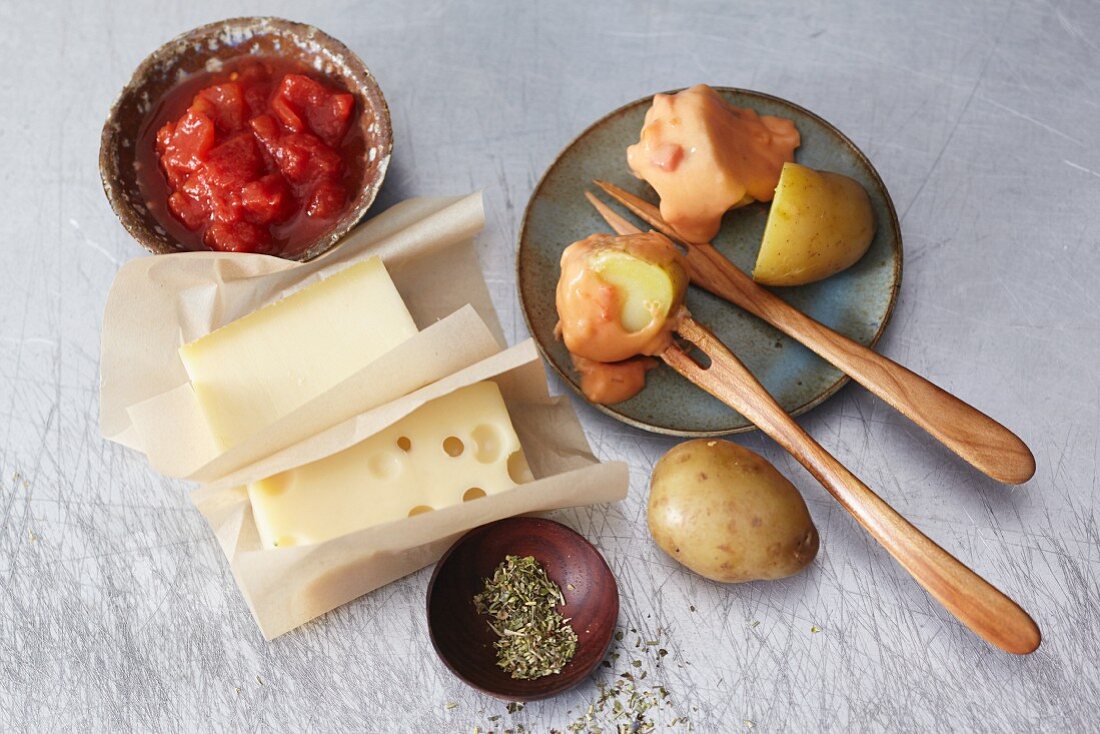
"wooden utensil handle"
590,180,1034,485
683,243,1035,485
664,316,1041,654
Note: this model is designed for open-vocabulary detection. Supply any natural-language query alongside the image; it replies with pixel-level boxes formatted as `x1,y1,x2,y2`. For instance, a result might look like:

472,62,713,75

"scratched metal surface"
2,0,1098,731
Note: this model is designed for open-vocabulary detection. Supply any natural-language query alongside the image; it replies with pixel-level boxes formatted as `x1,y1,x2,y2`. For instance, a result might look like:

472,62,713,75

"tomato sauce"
137,57,364,256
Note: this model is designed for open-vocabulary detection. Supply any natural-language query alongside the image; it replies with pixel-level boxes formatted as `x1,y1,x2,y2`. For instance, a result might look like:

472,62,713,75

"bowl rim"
425,516,620,701
515,86,904,437
98,15,393,262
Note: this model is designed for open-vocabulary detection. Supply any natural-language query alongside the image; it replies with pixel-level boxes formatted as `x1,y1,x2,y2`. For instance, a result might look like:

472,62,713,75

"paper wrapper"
101,194,509,481
99,193,627,638
193,341,626,639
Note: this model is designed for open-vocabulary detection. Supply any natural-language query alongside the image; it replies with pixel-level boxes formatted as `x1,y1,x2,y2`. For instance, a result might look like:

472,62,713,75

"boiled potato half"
648,439,818,583
589,247,689,333
753,162,875,286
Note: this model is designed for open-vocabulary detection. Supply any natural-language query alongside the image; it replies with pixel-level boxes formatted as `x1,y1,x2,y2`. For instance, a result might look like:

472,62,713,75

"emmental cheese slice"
248,381,534,549
179,258,417,451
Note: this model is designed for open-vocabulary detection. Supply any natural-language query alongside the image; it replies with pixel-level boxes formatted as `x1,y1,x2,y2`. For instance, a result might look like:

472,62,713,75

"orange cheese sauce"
572,355,657,405
627,84,800,244
556,232,685,363
555,232,688,404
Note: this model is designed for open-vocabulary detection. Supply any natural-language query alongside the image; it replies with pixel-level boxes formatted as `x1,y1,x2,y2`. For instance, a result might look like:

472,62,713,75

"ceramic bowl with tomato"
100,17,392,261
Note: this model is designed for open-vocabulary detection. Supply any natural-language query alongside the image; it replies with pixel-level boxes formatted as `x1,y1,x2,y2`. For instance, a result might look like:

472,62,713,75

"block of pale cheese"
248,381,534,549
179,257,418,451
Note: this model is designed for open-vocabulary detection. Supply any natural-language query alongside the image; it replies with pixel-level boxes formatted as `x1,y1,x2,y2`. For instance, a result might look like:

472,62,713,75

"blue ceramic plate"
517,88,902,436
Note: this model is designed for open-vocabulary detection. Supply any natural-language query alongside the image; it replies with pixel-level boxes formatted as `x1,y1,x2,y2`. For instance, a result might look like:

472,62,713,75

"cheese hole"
443,436,464,457
471,424,503,463
367,452,400,479
508,450,534,484
396,436,412,452
408,505,433,517
462,487,487,502
256,476,290,497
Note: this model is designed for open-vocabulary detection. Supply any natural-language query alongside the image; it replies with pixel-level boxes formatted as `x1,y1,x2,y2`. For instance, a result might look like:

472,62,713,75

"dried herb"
474,555,578,679
560,674,686,733
478,624,691,734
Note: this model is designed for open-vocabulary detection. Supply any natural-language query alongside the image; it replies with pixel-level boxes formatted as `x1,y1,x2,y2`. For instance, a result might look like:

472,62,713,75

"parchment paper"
99,193,628,638
100,194,503,479
192,341,627,639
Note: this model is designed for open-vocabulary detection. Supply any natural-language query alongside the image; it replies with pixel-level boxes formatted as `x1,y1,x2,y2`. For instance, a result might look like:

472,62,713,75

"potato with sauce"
648,439,818,582
555,232,689,403
627,84,800,244
752,162,876,286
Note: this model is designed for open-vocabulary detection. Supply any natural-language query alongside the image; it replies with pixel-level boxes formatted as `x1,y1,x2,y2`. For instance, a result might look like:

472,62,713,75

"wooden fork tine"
584,191,641,235
593,180,684,243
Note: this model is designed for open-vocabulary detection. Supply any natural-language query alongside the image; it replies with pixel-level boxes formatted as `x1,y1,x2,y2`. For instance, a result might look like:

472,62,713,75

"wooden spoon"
590,181,1035,485
589,197,1041,654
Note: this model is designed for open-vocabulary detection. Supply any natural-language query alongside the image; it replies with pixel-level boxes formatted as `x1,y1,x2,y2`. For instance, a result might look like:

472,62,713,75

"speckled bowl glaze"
99,17,392,261
518,88,903,436
427,517,619,701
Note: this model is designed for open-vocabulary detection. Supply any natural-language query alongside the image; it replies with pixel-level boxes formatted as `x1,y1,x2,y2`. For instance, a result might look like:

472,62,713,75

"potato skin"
647,439,819,583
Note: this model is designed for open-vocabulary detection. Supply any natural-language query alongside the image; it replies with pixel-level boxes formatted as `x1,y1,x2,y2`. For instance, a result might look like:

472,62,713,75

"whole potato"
648,439,818,582
752,162,875,286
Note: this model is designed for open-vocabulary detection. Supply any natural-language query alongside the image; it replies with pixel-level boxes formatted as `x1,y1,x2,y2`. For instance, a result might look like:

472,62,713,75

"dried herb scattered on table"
477,624,692,734
473,555,578,679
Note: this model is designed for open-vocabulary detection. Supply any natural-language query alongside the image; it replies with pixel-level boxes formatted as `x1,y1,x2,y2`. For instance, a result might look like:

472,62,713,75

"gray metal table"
3,1,1098,730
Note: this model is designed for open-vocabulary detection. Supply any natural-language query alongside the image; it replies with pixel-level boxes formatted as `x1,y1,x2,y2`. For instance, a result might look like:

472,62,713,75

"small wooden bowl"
426,517,619,701
99,16,392,261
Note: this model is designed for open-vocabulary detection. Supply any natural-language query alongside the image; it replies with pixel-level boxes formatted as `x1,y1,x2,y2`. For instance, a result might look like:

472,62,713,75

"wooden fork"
666,315,1040,654
589,181,1035,486
590,193,1042,654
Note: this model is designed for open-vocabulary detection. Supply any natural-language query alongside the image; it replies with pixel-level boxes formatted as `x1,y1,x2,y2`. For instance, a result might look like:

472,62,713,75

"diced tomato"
203,133,264,191
243,82,273,119
249,114,279,145
247,114,285,182
241,174,293,225
204,220,272,253
311,93,354,147
270,92,305,133
155,121,174,155
156,123,185,188
190,82,248,132
258,130,343,185
159,110,215,179
274,74,354,146
306,180,346,219
167,191,208,230
180,170,210,203
208,189,245,228
233,61,274,119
